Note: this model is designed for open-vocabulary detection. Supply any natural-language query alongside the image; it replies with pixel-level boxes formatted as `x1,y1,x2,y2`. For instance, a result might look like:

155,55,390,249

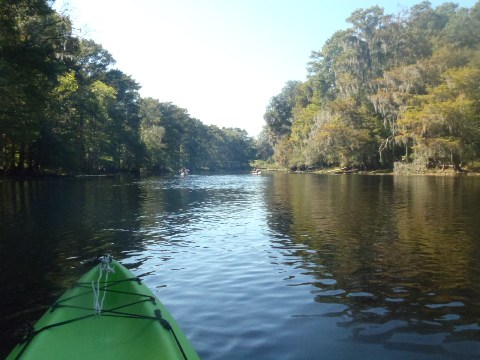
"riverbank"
254,166,480,176
0,170,127,181
311,168,480,176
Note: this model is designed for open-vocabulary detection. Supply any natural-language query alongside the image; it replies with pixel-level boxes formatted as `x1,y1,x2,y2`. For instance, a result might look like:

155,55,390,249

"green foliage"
263,81,303,143
138,99,256,173
263,0,480,172
0,1,256,175
0,0,77,172
255,126,274,161
399,65,480,170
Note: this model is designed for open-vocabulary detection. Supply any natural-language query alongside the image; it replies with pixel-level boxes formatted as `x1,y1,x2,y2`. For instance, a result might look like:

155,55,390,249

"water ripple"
2,174,480,360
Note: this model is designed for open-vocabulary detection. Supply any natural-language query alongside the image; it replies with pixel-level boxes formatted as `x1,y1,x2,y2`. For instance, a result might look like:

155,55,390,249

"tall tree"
255,126,274,161
0,0,76,173
263,81,302,143
104,69,142,172
139,97,167,172
398,65,480,171
263,1,480,172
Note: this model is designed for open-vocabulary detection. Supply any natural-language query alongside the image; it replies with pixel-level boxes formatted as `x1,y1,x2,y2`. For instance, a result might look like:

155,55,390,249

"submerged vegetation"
261,1,480,173
0,0,255,176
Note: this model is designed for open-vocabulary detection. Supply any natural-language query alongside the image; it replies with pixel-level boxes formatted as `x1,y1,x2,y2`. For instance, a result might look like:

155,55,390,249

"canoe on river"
7,256,200,360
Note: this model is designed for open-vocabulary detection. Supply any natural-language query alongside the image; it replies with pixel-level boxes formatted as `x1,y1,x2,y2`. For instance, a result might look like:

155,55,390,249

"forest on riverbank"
0,1,256,176
259,1,480,173
3,1,480,176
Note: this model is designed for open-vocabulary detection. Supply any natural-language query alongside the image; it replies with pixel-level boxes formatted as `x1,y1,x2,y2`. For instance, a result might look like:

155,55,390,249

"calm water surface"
1,173,480,359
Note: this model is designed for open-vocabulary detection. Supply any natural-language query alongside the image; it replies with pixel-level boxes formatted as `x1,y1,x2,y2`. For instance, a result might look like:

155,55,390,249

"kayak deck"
7,258,200,360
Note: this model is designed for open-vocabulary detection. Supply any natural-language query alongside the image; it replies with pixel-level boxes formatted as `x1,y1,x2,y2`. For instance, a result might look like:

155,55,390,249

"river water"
1,173,480,359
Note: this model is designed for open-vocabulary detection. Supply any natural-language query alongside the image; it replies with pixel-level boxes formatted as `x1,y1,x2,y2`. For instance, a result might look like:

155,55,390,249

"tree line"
261,1,480,172
0,0,256,176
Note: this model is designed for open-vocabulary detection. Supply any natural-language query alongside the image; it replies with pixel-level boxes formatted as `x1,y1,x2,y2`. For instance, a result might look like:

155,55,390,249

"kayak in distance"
7,256,200,360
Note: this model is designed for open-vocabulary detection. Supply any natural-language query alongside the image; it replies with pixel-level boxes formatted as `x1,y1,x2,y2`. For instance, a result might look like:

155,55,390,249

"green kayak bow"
7,256,200,360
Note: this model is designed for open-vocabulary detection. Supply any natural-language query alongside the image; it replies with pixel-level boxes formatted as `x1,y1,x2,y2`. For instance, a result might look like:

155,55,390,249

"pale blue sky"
54,0,478,136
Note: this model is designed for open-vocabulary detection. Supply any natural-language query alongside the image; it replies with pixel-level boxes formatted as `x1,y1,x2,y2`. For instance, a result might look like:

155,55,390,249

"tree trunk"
9,143,16,171
451,150,462,172
16,142,25,172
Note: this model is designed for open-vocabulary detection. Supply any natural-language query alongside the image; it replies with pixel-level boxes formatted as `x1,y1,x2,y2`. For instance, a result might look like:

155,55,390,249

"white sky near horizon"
53,0,477,137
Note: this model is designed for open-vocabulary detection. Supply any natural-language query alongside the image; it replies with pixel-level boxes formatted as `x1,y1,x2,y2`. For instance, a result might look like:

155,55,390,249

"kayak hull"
7,259,200,360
